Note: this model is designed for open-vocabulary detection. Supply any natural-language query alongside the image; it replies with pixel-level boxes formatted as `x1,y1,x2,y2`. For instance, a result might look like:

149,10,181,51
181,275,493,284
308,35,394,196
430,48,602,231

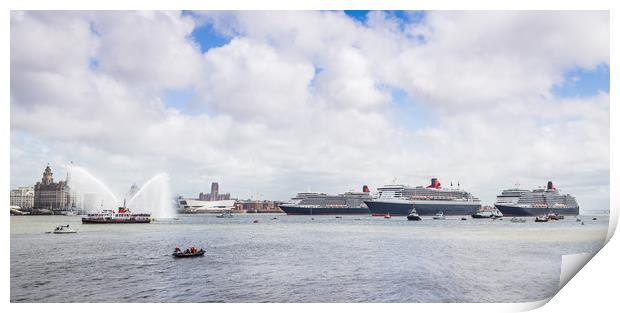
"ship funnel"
363,185,370,193
547,181,556,191
427,178,441,189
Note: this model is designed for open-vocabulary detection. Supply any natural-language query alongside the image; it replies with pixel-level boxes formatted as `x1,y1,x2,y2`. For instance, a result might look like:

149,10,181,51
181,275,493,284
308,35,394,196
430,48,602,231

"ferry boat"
364,178,481,216
279,186,373,215
494,181,579,216
82,204,151,224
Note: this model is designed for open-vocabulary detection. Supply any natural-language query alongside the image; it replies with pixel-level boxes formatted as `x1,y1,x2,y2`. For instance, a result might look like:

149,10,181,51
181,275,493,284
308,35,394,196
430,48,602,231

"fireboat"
82,200,151,224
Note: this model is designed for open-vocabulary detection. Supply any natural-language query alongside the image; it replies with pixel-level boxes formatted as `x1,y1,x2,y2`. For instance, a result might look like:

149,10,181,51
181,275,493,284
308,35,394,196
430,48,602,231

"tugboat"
407,210,421,221
472,206,503,218
173,247,205,258
432,211,446,220
51,224,77,234
82,200,151,224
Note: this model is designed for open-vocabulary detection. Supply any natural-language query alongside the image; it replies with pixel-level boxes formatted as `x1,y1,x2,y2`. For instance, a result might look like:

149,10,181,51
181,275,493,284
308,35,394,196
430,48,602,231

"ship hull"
81,218,151,224
365,200,481,216
494,204,579,216
279,205,370,215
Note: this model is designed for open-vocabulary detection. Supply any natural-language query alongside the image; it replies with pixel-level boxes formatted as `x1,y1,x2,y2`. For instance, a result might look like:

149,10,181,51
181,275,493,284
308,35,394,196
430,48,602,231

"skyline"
10,11,610,212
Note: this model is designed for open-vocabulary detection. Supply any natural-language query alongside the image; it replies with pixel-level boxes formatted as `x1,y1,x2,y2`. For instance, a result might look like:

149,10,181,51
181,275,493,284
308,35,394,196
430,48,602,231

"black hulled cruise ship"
494,181,579,216
279,186,373,215
364,178,481,216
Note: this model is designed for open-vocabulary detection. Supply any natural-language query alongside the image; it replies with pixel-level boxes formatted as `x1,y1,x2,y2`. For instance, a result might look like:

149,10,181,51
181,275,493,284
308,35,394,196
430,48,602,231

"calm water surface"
10,214,608,303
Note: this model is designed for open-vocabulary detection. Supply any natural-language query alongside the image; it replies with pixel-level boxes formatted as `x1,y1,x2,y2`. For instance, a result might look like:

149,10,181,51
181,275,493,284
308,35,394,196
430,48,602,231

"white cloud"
10,11,610,212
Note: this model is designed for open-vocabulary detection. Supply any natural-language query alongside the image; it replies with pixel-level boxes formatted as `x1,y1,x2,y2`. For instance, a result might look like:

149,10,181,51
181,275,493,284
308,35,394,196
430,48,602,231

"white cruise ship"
364,178,481,216
494,181,579,216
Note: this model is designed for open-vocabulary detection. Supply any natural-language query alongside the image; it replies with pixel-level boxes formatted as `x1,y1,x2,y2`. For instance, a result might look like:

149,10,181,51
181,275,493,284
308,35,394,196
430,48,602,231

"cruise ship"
279,186,373,215
494,181,579,216
176,198,236,214
364,178,481,216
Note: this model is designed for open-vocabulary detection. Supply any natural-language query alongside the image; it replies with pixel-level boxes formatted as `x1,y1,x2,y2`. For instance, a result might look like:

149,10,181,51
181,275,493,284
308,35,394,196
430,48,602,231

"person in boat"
174,247,181,253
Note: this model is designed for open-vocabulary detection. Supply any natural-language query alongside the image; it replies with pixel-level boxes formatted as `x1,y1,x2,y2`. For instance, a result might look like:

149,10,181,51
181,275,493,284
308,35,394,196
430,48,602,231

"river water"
10,214,608,303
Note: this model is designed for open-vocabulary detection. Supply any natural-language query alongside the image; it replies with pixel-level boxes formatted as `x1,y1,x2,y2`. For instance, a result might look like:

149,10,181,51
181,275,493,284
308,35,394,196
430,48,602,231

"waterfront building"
199,182,231,201
33,164,73,212
235,200,283,213
10,186,34,210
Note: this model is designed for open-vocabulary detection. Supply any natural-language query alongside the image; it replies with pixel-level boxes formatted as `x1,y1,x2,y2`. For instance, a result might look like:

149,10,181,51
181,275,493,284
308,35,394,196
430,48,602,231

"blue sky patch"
388,87,436,131
190,22,231,53
552,63,610,98
163,88,195,113
344,10,370,23
345,10,426,26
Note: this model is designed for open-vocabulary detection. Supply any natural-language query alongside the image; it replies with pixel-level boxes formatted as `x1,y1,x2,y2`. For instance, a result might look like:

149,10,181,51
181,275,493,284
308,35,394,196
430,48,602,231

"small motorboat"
432,212,445,220
407,211,421,221
216,211,233,218
335,216,342,219
173,247,205,258
461,217,467,221
592,217,598,221
535,215,549,223
547,213,559,220
252,220,259,223
576,218,582,222
384,213,391,219
472,207,503,219
51,225,77,234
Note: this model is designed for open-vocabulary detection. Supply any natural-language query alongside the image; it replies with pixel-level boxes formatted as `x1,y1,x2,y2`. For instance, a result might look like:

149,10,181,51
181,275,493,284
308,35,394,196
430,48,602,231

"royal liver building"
33,164,73,212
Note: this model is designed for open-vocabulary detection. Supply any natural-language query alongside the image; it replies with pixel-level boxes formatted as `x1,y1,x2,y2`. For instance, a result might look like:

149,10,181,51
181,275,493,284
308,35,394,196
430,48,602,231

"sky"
10,11,610,212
